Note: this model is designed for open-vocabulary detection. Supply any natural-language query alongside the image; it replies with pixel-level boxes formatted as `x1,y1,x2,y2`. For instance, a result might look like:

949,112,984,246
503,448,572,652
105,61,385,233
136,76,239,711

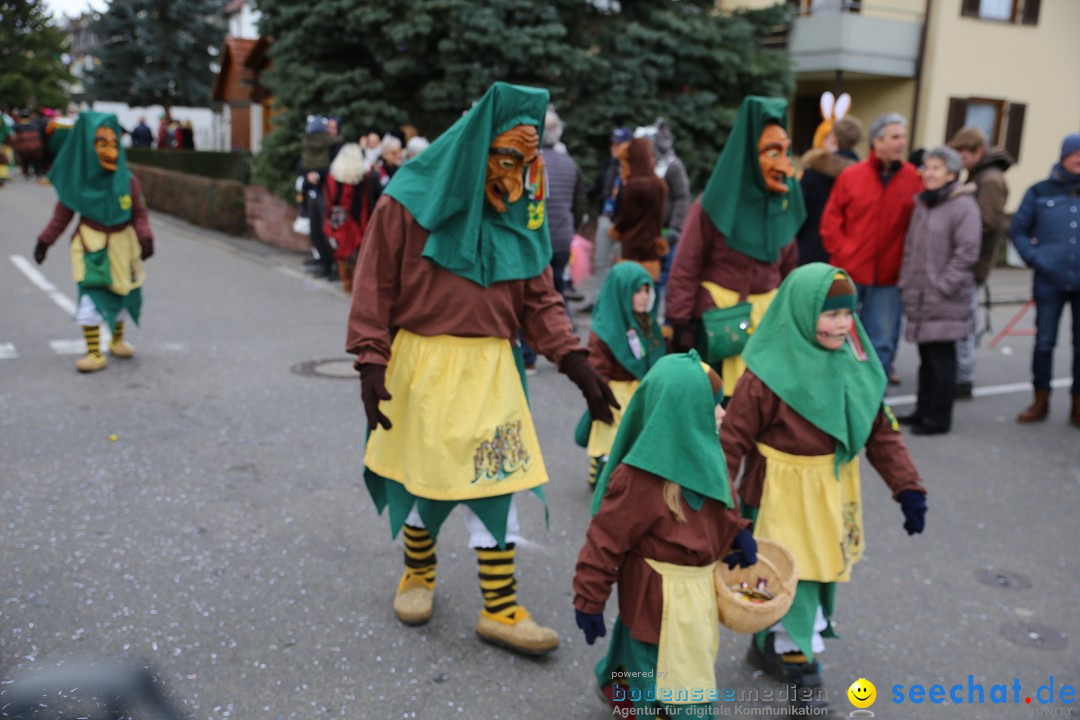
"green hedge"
126,148,252,183
131,163,247,236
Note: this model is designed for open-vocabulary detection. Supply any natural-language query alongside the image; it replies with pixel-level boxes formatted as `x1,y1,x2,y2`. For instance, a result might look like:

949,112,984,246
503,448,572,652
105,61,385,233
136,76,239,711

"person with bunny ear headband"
812,91,852,151
798,114,863,266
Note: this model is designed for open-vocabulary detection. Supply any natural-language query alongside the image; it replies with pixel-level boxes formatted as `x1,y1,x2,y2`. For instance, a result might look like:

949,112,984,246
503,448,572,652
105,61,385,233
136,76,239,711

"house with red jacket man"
820,112,923,379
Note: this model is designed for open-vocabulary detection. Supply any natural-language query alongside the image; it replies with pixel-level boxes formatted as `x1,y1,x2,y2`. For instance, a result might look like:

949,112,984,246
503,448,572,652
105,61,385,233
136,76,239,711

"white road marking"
0,342,18,359
886,377,1073,407
10,254,114,348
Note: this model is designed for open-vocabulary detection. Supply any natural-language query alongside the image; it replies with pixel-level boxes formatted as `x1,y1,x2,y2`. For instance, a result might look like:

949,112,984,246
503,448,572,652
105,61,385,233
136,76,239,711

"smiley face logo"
847,678,877,709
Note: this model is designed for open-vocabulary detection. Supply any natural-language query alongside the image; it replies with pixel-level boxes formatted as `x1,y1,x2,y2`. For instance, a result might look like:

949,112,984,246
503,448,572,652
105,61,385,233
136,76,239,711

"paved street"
1,179,1077,720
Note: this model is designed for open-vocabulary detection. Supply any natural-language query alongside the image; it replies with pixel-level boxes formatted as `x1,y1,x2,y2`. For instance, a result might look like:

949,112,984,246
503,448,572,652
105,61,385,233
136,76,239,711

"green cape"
47,112,133,227
385,82,552,288
699,96,806,264
742,263,886,473
590,351,732,516
591,263,666,380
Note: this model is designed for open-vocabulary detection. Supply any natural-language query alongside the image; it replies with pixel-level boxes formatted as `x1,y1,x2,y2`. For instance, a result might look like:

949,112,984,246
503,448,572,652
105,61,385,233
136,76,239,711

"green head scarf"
699,96,806,264
591,263,666,380
385,82,551,288
742,263,886,474
590,351,732,516
47,112,133,227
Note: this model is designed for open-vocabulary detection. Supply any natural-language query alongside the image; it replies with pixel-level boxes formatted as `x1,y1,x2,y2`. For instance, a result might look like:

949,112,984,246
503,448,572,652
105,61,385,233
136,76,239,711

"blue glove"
899,490,927,535
575,609,606,645
724,529,758,569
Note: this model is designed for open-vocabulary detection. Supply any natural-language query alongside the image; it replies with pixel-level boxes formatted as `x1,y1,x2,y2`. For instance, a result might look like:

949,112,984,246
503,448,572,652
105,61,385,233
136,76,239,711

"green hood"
591,351,732,516
591,263,666,379
699,96,806,263
47,112,132,227
742,263,886,473
385,82,551,288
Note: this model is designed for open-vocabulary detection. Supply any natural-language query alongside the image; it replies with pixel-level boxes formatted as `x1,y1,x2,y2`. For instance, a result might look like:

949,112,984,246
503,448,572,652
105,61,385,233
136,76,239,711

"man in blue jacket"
1010,133,1080,426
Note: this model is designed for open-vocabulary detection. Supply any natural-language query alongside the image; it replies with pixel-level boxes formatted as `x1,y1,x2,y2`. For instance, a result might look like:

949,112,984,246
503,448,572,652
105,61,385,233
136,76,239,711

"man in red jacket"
820,112,923,379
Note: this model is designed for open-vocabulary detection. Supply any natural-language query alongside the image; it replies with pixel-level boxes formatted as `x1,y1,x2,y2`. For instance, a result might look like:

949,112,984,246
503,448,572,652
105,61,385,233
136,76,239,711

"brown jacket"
573,464,748,644
966,149,1012,285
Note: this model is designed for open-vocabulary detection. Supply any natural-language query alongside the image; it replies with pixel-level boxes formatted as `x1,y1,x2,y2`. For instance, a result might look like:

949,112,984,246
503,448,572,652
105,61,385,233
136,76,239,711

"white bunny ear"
819,91,836,120
834,93,852,120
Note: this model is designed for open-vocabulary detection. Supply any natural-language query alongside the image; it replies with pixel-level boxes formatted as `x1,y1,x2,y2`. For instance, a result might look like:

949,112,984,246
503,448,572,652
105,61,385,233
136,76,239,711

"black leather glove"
33,242,48,265
723,528,758,569
560,350,620,425
575,608,606,646
670,323,696,354
358,363,392,430
139,236,154,261
899,490,927,535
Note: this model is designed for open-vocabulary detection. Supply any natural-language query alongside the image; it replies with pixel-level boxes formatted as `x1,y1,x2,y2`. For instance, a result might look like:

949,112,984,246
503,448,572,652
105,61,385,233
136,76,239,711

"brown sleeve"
37,202,76,246
973,175,1008,285
665,199,707,326
587,331,615,383
572,466,659,614
346,196,406,366
129,175,153,242
521,266,580,365
720,372,778,499
865,406,926,499
778,238,798,279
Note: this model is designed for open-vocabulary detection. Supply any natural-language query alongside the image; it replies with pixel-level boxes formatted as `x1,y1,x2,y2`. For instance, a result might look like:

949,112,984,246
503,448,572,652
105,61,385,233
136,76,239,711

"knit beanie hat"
822,272,857,312
1061,133,1080,160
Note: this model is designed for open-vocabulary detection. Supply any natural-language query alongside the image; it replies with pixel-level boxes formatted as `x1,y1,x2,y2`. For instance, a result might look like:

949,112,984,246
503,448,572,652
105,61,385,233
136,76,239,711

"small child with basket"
721,263,928,716
572,351,763,717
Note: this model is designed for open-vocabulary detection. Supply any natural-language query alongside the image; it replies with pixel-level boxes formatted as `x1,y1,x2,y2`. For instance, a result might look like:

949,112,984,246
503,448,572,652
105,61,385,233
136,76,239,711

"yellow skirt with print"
364,330,548,502
700,282,777,397
586,379,640,458
70,223,145,295
753,443,863,583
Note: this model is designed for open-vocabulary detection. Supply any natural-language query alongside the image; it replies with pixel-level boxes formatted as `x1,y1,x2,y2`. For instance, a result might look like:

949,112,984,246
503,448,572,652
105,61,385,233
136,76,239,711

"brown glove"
33,241,48,265
560,350,620,425
358,363,392,430
139,236,154,261
670,323,696,354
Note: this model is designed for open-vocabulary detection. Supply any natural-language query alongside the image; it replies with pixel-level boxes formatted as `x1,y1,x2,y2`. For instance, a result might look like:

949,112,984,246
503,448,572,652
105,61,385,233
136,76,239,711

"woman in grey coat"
897,146,980,434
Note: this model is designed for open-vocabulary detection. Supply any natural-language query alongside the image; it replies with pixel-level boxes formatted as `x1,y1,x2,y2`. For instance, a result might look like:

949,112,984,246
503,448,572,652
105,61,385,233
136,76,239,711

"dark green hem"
78,284,142,332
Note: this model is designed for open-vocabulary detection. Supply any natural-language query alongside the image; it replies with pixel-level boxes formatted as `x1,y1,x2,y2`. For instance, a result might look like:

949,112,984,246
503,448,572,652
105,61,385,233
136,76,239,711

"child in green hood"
578,262,667,486
721,263,928,716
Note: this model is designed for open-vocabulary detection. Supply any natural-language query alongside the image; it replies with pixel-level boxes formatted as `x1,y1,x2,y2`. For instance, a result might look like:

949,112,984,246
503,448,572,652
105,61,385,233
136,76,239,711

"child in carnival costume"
347,82,619,656
577,262,667,486
34,112,154,373
721,263,928,715
573,352,758,717
667,96,805,399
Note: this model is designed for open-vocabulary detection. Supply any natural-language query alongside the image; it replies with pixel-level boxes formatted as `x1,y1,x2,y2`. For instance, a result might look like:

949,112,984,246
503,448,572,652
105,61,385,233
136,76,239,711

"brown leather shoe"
1017,390,1050,423
1070,394,1080,428
475,606,559,656
393,572,434,626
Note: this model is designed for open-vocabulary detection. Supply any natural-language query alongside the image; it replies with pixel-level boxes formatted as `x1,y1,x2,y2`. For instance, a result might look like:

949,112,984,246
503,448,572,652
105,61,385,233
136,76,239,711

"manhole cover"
975,568,1032,590
290,359,357,380
1000,622,1067,651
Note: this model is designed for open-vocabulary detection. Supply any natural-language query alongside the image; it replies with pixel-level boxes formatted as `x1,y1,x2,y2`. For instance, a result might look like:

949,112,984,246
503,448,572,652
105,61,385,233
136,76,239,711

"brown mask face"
486,125,539,212
758,124,794,193
95,127,119,172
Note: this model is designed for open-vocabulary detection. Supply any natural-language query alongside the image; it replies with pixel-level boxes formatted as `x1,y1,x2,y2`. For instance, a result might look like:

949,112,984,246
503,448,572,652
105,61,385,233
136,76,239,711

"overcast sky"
45,0,105,20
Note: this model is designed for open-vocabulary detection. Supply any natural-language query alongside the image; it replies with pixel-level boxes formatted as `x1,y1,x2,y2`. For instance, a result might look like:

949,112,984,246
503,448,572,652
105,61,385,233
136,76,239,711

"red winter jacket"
819,151,923,286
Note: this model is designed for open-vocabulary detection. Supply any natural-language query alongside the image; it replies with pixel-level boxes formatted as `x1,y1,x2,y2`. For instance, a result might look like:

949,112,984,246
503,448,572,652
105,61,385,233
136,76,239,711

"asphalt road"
1,178,1077,720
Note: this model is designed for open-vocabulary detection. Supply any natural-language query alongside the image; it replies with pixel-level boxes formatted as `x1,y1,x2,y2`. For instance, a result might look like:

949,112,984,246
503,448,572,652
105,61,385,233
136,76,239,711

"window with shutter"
960,0,1038,23
1003,103,1026,162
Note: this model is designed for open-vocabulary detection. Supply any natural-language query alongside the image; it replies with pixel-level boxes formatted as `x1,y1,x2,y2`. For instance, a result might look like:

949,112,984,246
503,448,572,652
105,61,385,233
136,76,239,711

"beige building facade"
719,0,1080,211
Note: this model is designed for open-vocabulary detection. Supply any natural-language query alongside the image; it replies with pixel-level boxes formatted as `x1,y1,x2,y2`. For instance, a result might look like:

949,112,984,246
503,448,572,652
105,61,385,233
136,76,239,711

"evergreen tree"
86,0,225,115
0,0,73,109
253,0,792,198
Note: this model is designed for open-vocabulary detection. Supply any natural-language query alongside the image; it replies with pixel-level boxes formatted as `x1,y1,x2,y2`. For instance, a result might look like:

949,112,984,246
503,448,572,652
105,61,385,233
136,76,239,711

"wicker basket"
714,538,798,634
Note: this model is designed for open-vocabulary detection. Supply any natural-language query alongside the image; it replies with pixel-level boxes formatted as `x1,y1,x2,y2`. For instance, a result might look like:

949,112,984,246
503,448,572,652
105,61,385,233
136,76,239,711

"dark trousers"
1032,283,1080,394
306,190,333,271
915,342,957,431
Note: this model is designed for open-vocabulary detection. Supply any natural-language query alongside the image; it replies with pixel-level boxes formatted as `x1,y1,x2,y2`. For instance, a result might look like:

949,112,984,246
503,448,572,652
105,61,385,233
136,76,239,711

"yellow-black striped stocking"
113,320,125,344
82,325,101,357
402,525,436,586
477,544,518,620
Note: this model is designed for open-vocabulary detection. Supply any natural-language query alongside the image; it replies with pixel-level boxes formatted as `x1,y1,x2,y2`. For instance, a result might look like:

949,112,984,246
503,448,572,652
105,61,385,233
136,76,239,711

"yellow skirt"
700,282,777,397
753,443,863,583
70,223,145,296
364,330,548,502
586,379,640,458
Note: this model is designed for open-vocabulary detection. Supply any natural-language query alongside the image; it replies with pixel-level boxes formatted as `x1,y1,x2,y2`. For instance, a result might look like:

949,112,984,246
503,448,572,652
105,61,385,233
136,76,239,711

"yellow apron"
586,379,639,458
700,282,778,397
644,559,720,706
364,330,548,501
70,223,145,296
753,443,863,583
